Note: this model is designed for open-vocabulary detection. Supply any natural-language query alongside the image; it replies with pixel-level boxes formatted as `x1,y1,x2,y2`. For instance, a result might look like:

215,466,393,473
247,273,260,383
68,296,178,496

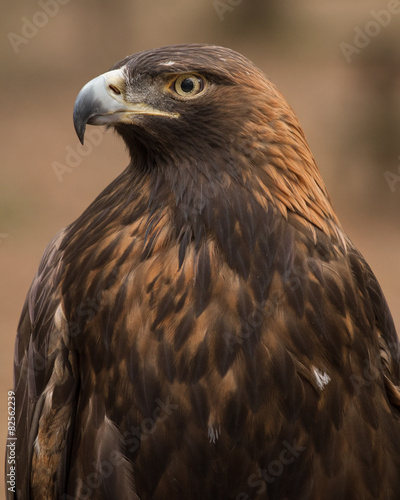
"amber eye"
173,74,205,97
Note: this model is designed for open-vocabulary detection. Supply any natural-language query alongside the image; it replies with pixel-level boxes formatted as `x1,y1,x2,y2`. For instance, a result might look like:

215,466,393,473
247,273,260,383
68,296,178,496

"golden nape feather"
8,44,400,500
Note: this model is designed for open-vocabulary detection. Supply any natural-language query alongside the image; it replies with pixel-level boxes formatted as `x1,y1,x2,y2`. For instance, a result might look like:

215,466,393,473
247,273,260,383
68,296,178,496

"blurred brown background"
1,0,399,494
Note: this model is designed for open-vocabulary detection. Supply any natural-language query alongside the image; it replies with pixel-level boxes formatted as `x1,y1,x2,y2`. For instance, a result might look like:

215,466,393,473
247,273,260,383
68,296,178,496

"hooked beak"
73,68,179,144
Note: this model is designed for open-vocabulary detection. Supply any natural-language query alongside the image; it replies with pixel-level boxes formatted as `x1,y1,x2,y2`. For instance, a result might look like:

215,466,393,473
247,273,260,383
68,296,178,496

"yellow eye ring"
173,74,205,97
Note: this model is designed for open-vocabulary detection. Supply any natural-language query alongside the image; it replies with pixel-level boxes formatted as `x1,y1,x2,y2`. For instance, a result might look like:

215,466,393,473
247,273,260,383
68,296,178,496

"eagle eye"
173,74,205,98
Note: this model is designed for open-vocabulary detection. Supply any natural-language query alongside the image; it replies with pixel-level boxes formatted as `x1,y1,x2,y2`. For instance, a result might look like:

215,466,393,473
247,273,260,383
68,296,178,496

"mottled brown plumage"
8,44,400,500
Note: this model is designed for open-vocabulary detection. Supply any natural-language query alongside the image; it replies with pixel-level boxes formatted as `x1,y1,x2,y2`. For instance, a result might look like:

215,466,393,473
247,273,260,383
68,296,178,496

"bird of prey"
9,44,400,500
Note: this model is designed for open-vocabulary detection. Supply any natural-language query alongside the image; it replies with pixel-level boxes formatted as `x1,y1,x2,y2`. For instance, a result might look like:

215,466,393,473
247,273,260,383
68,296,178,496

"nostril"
109,84,121,95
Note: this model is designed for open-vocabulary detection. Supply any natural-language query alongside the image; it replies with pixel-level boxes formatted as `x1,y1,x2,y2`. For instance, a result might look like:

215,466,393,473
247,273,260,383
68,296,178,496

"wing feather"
9,229,79,499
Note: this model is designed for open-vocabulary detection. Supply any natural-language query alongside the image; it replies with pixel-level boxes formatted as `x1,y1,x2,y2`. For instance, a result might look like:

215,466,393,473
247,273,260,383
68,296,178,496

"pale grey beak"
73,67,179,144
73,69,128,144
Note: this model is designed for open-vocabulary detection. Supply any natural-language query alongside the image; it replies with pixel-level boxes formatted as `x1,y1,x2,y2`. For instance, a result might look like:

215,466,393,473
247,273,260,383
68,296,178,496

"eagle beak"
73,68,179,144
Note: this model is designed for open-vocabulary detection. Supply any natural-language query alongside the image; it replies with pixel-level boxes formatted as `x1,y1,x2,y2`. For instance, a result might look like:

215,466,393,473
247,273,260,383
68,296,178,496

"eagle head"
73,43,341,242
73,44,278,162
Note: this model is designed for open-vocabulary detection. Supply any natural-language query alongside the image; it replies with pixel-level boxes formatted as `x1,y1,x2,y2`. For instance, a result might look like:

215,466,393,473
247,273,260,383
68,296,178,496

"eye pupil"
180,78,195,93
173,74,205,97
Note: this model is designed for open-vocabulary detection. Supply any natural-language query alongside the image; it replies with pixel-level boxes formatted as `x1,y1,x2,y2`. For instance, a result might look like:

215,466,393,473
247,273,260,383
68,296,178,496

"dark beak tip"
77,128,85,145
73,121,86,145
73,108,86,145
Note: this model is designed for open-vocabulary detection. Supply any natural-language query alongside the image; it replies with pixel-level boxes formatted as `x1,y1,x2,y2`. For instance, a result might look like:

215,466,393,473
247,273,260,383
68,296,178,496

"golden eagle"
8,44,400,499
